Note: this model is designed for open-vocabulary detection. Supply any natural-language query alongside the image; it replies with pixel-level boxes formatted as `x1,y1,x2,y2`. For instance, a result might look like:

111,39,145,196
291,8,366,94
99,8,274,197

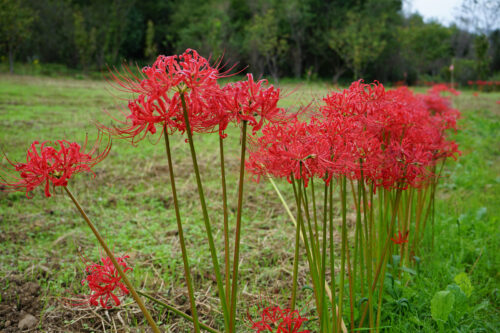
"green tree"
283,0,313,78
328,9,388,79
398,15,453,78
0,0,36,73
490,29,500,72
474,34,490,79
245,8,288,81
144,20,157,60
167,0,228,60
73,11,96,73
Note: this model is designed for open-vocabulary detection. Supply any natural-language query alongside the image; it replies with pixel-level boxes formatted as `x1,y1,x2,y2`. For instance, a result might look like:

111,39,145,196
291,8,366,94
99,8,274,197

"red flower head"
220,74,290,134
246,118,331,186
317,80,462,189
391,230,409,245
248,306,310,333
0,132,111,198
101,49,234,142
82,255,132,309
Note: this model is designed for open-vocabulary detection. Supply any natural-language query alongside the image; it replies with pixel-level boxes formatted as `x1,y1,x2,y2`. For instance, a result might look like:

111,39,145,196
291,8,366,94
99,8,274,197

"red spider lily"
391,230,409,245
247,306,310,333
314,80,461,189
427,84,460,97
246,119,332,186
101,49,235,142
220,74,291,134
0,132,111,198
82,255,132,309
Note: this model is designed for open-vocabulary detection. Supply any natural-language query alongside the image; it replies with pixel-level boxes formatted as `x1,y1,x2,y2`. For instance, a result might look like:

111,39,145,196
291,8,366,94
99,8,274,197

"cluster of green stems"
61,91,446,332
63,90,249,332
268,161,445,332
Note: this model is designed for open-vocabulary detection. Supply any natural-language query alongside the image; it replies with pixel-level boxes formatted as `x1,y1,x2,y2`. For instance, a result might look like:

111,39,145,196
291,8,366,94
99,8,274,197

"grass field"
0,74,498,332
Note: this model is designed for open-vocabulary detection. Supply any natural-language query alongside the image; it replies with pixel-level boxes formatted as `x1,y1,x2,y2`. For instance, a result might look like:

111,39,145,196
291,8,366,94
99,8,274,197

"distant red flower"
0,132,111,198
248,306,310,333
391,230,409,245
427,84,460,97
82,255,132,309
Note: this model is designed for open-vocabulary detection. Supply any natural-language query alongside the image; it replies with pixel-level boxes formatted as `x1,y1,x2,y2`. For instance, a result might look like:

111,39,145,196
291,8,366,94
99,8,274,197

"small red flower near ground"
0,132,111,198
248,306,310,333
391,230,409,245
82,255,132,309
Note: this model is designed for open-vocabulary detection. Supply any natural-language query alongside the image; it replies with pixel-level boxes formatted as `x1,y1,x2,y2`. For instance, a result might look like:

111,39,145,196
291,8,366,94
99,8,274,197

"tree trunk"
8,44,14,74
332,67,346,84
292,45,302,78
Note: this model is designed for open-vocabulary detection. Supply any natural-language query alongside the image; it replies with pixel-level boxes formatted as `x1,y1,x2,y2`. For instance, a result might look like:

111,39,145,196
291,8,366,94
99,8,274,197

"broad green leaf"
431,290,455,323
401,266,417,275
454,272,473,297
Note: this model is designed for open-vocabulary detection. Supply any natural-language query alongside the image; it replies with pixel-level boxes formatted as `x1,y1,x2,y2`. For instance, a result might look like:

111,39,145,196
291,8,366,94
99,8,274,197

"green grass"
0,74,498,332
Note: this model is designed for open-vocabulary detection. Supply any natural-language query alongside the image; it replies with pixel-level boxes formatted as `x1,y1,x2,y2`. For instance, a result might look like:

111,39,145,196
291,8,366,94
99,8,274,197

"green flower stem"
337,176,348,333
328,179,338,332
63,187,161,333
229,120,248,332
219,135,231,307
310,178,320,250
375,189,402,332
319,180,329,307
400,188,414,270
180,93,230,332
411,187,425,259
301,183,321,269
290,172,302,312
303,179,330,332
267,175,296,225
358,188,402,329
345,232,355,333
361,179,374,329
291,176,321,314
319,180,329,332
351,179,362,299
268,175,347,333
137,291,222,333
163,128,201,333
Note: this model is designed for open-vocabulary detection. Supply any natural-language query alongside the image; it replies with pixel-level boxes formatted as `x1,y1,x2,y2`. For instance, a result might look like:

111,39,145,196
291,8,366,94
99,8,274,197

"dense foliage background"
1,0,499,84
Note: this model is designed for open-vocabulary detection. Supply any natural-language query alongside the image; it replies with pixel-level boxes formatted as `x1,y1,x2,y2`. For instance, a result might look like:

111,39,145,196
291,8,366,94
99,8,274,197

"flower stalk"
180,92,230,331
63,186,161,333
229,120,248,332
163,127,201,333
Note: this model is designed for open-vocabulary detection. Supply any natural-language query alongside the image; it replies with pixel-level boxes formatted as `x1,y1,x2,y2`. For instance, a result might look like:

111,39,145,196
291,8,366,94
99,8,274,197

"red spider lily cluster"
418,81,458,89
467,80,500,92
247,80,462,331
0,132,110,198
102,49,289,142
0,47,465,332
248,306,310,333
248,80,460,190
82,255,132,309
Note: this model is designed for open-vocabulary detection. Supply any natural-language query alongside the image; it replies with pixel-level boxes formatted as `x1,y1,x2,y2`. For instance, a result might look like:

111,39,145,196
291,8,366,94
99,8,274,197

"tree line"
1,0,499,84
